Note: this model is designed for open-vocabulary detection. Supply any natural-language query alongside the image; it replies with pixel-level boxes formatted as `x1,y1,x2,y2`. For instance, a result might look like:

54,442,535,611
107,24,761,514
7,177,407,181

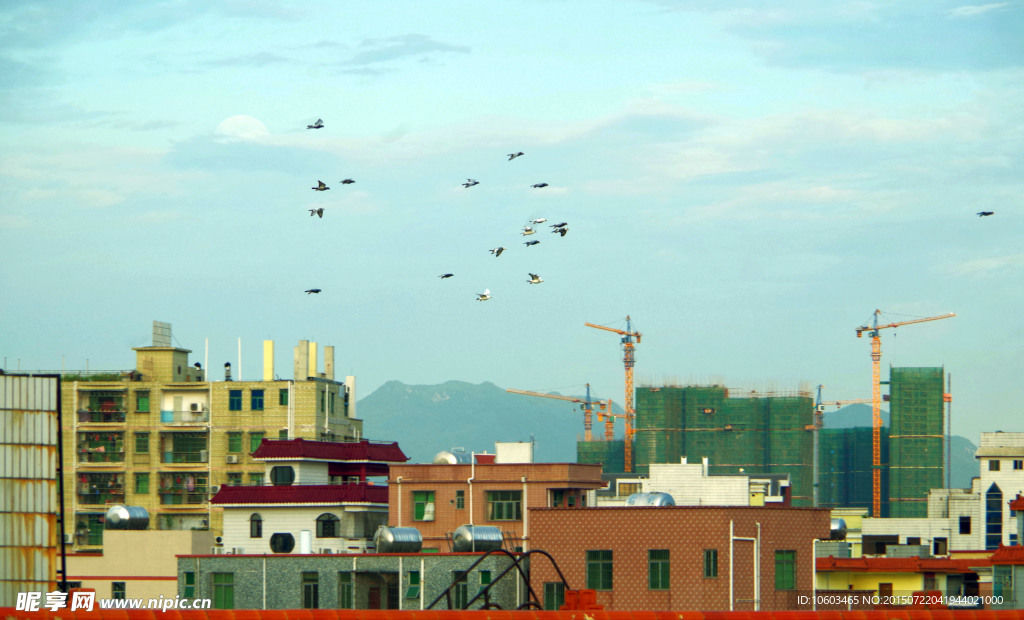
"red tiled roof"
1010,494,1024,511
816,556,987,573
210,483,389,505
989,545,1024,565
251,438,408,463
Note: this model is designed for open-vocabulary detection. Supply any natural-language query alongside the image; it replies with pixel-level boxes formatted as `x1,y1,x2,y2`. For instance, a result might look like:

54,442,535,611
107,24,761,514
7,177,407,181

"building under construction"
579,385,816,506
819,427,890,515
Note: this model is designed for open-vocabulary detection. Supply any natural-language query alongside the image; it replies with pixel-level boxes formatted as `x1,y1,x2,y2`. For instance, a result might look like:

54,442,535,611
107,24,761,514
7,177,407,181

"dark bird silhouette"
978,211,994,217
552,226,568,236
531,183,549,188
462,179,479,188
490,247,505,257
524,240,540,247
508,152,524,161
309,208,324,218
550,221,568,228
340,179,355,184
312,180,330,191
305,288,322,294
307,119,324,129
439,273,454,279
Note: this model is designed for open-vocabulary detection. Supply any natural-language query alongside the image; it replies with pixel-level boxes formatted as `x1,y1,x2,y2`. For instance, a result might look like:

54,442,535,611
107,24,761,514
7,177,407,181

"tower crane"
505,384,614,442
585,315,641,472
856,310,955,517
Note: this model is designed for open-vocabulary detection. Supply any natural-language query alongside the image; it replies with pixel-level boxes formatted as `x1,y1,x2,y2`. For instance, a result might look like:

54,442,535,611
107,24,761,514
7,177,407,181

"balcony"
77,409,127,424
159,489,209,505
78,448,125,463
162,450,209,464
160,409,209,424
77,476,125,505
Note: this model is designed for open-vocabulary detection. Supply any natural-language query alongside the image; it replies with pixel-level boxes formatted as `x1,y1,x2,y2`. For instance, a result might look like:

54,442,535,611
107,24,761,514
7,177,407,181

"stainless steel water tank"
625,492,676,506
452,524,503,552
433,450,472,464
830,518,848,540
104,505,150,530
374,526,423,553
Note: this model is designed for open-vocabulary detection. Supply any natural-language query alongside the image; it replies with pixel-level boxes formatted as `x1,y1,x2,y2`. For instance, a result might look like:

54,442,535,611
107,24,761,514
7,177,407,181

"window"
249,432,265,454
960,516,972,535
907,537,921,546
478,570,492,595
543,582,565,610
251,390,264,411
986,482,1003,550
648,549,670,590
228,390,242,411
135,433,149,454
405,571,421,599
586,550,613,590
183,572,195,598
112,582,126,600
302,572,319,609
212,573,234,609
134,473,149,494
249,473,264,486
618,482,641,496
135,392,150,413
278,429,288,439
775,550,796,590
250,514,263,538
227,432,242,453
338,573,353,608
456,489,465,509
1015,460,1023,470
279,389,289,406
989,459,1001,471
487,490,522,521
413,491,436,521
316,513,340,538
704,549,719,578
270,466,295,486
227,473,242,486
933,537,948,555
452,571,469,609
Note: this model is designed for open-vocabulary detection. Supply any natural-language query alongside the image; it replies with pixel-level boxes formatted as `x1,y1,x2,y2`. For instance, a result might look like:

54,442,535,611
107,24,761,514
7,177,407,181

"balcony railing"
78,449,125,463
162,450,208,464
160,489,209,505
160,409,209,424
77,489,125,505
77,410,126,423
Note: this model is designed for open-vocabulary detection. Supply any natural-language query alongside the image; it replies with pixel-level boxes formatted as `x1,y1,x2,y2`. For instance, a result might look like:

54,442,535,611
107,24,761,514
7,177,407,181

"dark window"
227,472,242,486
960,516,972,535
452,571,469,609
249,513,262,538
704,548,719,578
249,432,264,454
775,550,796,590
934,537,948,555
183,572,195,598
986,482,1003,549
648,549,669,590
487,490,522,521
478,570,491,596
455,490,465,509
279,389,289,406
228,390,242,411
112,582,126,600
135,432,149,453
989,459,1000,471
907,537,921,546
213,573,234,609
249,473,264,486
251,390,264,411
1015,460,1023,470
316,513,340,538
270,466,295,486
543,582,565,610
405,571,421,599
586,550,613,590
269,533,295,553
278,429,288,439
338,573,353,608
302,572,319,609
413,491,435,521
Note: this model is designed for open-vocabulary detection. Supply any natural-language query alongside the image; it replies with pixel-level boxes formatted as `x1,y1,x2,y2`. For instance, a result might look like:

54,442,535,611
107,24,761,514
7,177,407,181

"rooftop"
210,483,389,506
252,438,408,463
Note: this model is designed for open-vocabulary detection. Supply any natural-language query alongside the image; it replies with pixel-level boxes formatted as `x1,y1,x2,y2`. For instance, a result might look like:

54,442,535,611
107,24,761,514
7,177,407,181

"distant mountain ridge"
360,382,980,489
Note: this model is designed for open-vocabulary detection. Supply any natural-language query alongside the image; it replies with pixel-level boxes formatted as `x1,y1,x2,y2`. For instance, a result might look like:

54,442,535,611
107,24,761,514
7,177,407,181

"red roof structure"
210,483,389,505
252,438,408,463
1010,493,1024,511
816,556,986,573
989,545,1024,565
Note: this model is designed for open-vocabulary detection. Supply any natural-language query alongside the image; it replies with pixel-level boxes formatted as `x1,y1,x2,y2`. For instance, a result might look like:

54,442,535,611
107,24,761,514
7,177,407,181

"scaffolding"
819,427,889,515
576,440,625,474
888,367,945,518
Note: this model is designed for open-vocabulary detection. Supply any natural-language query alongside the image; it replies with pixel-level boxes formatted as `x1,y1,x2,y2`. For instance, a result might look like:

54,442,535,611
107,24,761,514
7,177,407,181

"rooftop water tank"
104,505,150,530
433,450,472,465
625,492,676,506
830,518,848,541
375,526,423,553
452,524,503,552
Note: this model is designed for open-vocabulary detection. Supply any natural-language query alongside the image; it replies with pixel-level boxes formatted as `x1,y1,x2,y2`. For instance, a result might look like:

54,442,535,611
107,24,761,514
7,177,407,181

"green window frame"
279,388,289,406
134,473,149,494
134,432,149,453
405,571,421,599
112,582,125,600
228,390,242,411
478,570,492,596
452,571,469,608
487,490,522,521
456,489,465,509
775,550,796,590
227,432,242,453
249,473,264,486
648,549,669,590
301,571,319,609
212,572,234,609
227,473,242,486
135,392,150,413
278,429,288,439
586,550,613,590
704,549,719,578
338,572,353,609
251,389,264,411
183,572,195,598
249,432,265,454
413,491,435,521
543,582,565,610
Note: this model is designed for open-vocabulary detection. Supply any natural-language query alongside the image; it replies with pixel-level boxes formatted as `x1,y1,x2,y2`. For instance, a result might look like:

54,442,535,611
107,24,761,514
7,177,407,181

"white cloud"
214,115,270,141
948,3,1010,18
948,253,1024,277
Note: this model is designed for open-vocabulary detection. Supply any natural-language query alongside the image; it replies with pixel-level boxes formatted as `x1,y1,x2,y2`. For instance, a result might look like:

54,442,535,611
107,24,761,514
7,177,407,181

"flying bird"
977,211,994,217
438,273,454,279
508,152,524,161
552,226,569,237
305,288,322,294
312,180,330,191
531,183,549,188
462,179,479,188
307,119,324,129
522,227,536,236
309,208,324,218
530,218,547,224
340,179,355,185
490,247,506,257
550,222,568,228
524,240,540,247
527,273,544,284
476,289,492,301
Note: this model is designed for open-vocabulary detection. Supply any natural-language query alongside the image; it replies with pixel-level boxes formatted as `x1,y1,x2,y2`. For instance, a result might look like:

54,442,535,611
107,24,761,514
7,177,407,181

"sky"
1,1,1023,444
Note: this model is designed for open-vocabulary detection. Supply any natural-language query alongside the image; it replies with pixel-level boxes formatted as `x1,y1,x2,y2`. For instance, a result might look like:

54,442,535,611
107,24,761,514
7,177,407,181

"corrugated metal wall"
0,375,61,607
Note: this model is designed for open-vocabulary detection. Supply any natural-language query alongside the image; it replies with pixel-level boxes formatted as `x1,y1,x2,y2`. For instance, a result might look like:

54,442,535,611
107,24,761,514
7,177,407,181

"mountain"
358,380,623,464
824,404,979,489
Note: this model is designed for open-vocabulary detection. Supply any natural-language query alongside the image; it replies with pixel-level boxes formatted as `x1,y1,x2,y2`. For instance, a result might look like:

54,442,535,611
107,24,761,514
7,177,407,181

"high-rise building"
62,322,361,549
887,367,945,517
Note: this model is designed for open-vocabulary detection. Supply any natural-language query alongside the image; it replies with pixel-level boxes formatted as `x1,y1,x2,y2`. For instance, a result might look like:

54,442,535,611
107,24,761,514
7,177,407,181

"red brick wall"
529,505,831,611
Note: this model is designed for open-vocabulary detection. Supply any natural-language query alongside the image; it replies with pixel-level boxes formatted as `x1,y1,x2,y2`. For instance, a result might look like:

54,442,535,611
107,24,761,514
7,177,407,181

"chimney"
224,362,232,382
324,346,334,381
263,340,274,381
294,340,309,380
308,341,318,378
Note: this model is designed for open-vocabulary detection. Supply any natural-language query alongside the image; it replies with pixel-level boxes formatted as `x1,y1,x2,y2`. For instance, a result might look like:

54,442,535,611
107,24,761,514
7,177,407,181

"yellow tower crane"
855,310,955,517
505,384,614,442
585,315,641,472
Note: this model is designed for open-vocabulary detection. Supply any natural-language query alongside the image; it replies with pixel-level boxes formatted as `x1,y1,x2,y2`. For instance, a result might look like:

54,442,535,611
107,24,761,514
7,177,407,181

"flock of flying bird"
300,119,569,301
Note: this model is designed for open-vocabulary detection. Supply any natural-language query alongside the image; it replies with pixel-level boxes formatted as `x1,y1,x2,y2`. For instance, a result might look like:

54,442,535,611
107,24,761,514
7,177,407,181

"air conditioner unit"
63,533,74,544
210,485,221,495
320,548,334,554
226,455,239,464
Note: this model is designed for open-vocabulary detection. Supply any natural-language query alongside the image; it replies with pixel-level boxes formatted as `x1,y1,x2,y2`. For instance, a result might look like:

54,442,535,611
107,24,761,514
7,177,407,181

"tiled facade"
528,505,831,611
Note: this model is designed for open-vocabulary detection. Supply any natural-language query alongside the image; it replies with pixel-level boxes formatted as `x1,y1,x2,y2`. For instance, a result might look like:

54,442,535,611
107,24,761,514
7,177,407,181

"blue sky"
2,1,1023,443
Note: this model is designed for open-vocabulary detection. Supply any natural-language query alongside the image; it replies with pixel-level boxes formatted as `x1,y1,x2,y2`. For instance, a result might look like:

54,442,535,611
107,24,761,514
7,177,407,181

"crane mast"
585,315,641,472
855,310,955,517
